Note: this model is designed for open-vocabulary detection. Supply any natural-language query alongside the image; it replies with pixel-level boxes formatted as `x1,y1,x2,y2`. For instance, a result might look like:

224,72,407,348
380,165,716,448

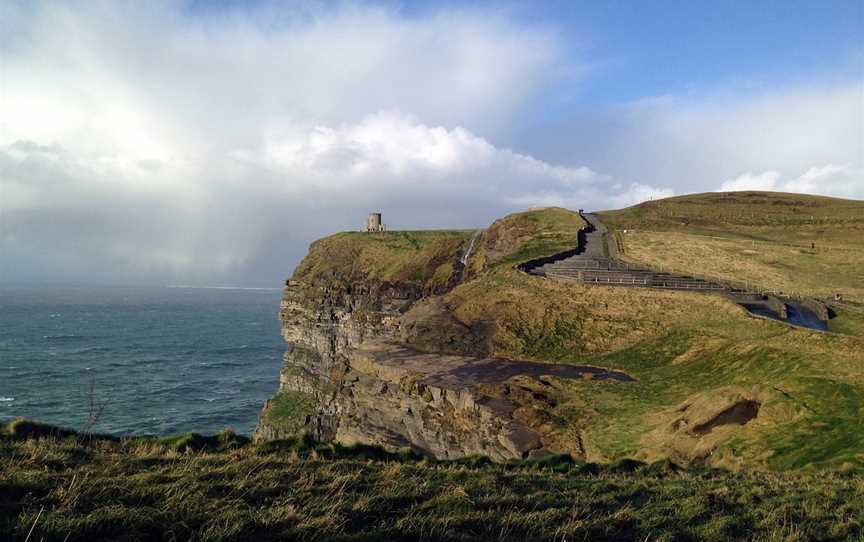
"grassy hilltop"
291,206,587,289
294,229,476,292
597,192,864,328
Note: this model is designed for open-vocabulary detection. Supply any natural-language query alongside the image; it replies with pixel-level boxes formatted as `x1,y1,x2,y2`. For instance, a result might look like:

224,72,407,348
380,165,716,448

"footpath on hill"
526,213,831,332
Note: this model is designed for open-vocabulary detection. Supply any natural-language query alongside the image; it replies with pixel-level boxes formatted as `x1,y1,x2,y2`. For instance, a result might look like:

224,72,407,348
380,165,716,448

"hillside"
596,192,864,333
291,207,587,289
5,196,864,540
253,199,864,472
293,230,476,293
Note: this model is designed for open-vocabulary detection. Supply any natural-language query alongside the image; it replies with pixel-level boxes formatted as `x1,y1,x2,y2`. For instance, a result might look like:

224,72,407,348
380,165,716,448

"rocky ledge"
254,210,641,460
254,275,628,461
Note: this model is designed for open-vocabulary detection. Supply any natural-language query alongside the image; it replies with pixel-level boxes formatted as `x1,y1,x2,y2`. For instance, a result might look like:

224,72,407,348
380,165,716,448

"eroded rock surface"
255,275,632,460
254,210,641,461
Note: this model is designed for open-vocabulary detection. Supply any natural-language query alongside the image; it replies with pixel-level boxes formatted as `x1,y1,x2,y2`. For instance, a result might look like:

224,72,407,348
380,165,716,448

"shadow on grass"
4,419,722,478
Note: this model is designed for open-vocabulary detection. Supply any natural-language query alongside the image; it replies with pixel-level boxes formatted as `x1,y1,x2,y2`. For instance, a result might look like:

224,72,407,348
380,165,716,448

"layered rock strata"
255,277,627,460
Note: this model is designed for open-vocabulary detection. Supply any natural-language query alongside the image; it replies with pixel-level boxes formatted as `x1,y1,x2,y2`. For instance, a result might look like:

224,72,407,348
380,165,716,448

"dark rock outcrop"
254,275,621,460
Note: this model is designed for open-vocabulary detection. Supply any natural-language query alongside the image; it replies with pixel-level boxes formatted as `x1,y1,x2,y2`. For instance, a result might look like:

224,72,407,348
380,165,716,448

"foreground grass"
3,426,864,542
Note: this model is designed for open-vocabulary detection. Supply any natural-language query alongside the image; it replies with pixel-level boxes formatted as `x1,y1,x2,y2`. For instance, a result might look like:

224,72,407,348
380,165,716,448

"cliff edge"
256,199,864,470
254,209,598,460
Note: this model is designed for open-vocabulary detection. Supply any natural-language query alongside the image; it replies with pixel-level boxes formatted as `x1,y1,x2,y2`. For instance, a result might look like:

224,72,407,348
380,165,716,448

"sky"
1,0,862,286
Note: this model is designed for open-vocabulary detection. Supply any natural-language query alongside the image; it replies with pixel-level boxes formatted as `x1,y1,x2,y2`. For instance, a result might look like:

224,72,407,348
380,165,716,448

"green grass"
263,391,317,433
501,305,584,360
153,429,250,453
828,306,864,335
294,230,475,291
440,261,864,470
596,191,864,305
545,317,864,470
482,207,586,269
277,202,864,472
3,425,864,541
597,191,864,236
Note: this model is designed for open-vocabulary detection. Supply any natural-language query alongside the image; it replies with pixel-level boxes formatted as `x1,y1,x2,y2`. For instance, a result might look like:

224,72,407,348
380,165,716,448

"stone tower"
362,212,385,232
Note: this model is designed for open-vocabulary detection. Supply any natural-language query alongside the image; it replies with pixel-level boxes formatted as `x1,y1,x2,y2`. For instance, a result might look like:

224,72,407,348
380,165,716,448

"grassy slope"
297,204,864,471
595,192,864,330
429,203,864,470
480,206,587,268
293,230,476,292
444,267,864,470
3,428,864,542
291,207,585,291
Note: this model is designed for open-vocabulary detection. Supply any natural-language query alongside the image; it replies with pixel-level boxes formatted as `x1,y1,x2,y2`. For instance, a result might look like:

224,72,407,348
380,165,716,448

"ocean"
0,286,285,436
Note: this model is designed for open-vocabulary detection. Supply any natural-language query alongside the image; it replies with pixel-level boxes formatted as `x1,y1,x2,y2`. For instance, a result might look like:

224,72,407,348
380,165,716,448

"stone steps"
525,213,827,332
533,249,736,292
543,269,730,291
525,213,750,295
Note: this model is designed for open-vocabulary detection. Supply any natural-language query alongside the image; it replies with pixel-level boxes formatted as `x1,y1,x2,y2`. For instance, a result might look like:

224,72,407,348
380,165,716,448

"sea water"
0,286,284,436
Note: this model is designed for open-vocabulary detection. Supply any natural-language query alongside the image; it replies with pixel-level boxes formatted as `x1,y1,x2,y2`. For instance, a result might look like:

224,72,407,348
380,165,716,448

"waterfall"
460,230,481,266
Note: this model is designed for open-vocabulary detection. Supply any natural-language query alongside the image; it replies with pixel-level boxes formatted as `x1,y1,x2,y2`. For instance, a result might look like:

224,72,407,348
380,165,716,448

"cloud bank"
1,2,861,285
721,164,863,198
521,82,863,201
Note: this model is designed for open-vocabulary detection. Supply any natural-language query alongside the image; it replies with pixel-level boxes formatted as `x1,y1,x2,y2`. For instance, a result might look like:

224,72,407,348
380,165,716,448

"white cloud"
0,2,589,285
0,2,562,153
720,165,862,198
526,82,864,200
2,2,859,286
783,164,862,198
720,171,781,192
2,107,644,285
247,111,606,193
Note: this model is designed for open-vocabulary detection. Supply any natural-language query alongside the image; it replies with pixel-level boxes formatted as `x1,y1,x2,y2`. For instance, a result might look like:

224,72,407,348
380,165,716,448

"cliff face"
255,278,418,442
255,276,559,460
254,218,591,460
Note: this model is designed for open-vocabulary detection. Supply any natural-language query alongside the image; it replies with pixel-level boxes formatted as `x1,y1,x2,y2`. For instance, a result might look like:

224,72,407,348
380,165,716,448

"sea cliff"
254,211,592,460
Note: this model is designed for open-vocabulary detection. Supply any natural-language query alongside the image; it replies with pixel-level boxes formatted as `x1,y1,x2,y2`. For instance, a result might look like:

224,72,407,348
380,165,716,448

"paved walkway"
531,214,736,292
577,214,608,258
527,213,829,331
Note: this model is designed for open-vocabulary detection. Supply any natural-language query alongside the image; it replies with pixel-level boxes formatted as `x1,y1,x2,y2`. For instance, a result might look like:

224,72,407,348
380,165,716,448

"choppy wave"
3,285,284,436
43,334,106,342
167,285,281,291
209,345,276,355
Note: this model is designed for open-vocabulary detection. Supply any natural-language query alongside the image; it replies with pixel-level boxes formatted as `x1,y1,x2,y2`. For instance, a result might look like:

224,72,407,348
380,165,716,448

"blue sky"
1,1,862,285
528,0,861,100
188,0,863,109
